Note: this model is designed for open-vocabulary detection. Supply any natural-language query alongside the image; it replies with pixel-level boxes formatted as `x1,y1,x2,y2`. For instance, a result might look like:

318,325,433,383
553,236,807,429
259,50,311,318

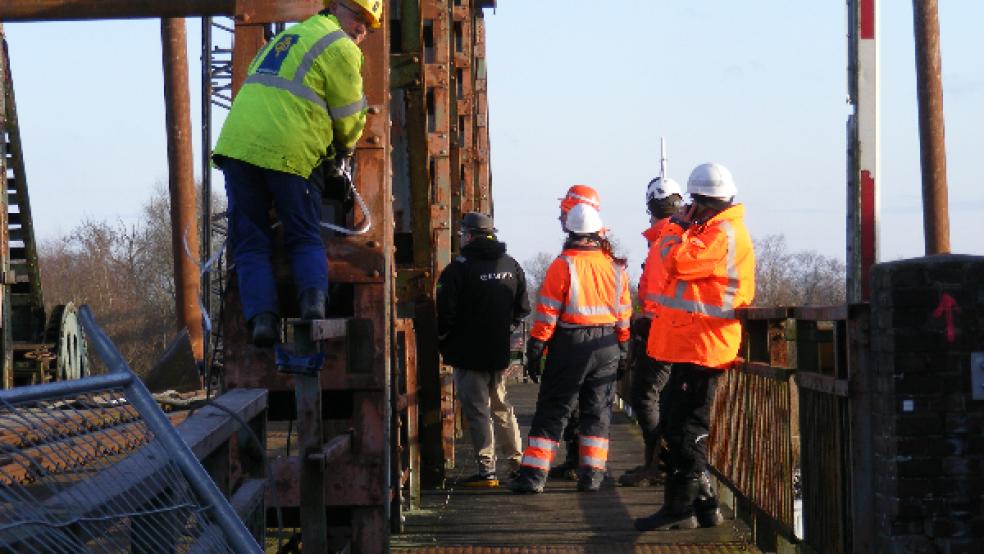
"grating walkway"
393,382,760,553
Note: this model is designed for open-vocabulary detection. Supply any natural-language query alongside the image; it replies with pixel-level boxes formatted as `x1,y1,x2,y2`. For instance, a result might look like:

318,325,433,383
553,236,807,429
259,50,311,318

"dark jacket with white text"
436,237,530,371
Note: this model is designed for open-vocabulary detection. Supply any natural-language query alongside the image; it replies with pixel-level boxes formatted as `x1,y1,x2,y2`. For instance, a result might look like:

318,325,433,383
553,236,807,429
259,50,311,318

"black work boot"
509,468,546,494
250,312,279,348
576,468,605,492
299,288,326,320
695,471,725,527
634,474,700,531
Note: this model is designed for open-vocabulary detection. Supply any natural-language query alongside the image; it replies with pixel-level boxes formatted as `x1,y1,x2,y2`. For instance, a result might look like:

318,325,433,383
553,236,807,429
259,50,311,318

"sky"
4,1,983,279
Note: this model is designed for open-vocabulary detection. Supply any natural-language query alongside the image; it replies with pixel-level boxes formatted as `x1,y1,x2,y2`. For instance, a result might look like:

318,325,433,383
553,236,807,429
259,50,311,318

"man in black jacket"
437,212,530,487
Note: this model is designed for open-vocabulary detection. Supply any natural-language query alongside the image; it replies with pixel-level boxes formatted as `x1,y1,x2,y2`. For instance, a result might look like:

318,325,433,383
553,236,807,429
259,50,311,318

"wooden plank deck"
393,382,760,553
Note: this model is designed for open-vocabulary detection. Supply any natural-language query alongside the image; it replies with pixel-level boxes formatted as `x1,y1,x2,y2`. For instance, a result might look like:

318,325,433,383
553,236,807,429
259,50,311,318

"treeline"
522,233,846,310
38,186,222,375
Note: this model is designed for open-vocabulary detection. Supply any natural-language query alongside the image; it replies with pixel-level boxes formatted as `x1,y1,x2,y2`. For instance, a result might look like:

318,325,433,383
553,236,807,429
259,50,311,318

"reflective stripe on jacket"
530,246,632,343
645,204,755,369
214,14,367,178
637,218,670,317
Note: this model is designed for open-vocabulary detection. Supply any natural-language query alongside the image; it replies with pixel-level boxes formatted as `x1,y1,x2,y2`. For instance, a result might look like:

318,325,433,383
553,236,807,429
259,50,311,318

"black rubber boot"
576,468,605,492
299,288,326,320
695,471,724,527
509,467,546,494
634,475,700,531
250,312,279,348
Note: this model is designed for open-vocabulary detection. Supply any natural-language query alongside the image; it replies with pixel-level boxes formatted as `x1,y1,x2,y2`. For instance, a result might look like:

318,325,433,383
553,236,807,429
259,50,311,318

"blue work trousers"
222,158,328,321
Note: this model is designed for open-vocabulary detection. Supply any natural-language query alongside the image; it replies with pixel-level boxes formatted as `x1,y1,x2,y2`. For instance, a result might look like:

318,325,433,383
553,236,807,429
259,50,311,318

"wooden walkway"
393,383,760,553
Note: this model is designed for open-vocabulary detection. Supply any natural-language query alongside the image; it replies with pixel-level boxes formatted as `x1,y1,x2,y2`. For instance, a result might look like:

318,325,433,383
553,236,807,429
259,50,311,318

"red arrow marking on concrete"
932,293,960,343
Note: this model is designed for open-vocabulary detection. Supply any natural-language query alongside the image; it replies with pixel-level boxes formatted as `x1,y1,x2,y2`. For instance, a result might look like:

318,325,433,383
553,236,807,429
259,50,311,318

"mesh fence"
0,306,259,553
0,384,236,553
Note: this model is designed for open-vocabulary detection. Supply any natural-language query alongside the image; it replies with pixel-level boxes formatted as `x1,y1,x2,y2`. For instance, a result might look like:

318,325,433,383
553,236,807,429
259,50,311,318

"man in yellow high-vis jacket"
214,0,382,346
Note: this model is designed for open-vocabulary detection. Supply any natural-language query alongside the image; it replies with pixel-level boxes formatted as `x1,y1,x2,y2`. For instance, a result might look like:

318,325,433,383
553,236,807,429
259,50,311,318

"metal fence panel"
0,306,260,553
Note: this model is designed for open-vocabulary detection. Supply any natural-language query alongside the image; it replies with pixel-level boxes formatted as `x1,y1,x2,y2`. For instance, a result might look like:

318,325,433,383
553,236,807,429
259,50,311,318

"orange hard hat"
559,185,601,214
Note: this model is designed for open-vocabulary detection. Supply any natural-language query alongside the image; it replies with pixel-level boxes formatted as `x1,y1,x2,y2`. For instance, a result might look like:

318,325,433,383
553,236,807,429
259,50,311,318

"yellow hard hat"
345,0,383,29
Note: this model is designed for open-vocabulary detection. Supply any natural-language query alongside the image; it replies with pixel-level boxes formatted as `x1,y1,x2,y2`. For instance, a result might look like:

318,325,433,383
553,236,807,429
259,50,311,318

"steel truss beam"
0,0,321,24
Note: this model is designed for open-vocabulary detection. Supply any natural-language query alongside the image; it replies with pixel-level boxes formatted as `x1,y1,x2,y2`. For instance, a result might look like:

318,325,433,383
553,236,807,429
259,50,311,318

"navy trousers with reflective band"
660,363,720,478
222,158,328,321
631,356,672,447
527,326,619,466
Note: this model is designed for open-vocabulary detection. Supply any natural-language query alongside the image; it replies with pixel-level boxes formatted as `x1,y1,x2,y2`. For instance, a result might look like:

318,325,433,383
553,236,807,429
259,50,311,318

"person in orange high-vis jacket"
511,202,632,494
636,163,755,532
618,174,683,488
548,184,603,482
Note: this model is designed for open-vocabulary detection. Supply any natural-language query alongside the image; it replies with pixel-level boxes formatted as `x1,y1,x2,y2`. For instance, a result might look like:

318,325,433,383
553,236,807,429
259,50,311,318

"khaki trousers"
454,367,523,475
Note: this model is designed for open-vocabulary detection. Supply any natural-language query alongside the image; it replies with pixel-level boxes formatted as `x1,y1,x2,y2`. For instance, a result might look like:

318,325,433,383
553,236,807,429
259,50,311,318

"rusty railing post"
912,0,950,255
161,18,204,361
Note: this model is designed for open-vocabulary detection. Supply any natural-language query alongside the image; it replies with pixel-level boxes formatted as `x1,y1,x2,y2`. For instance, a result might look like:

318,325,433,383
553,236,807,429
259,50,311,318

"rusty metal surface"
472,12,491,214
792,305,849,321
269,454,386,507
162,18,204,361
736,306,791,321
420,0,457,475
231,24,265,94
397,318,421,508
912,0,950,254
291,321,327,553
708,365,796,533
350,15,393,551
0,0,321,23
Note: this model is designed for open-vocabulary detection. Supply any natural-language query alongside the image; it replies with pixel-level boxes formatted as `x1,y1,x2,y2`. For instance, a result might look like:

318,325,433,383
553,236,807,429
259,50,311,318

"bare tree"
752,234,846,307
38,183,226,375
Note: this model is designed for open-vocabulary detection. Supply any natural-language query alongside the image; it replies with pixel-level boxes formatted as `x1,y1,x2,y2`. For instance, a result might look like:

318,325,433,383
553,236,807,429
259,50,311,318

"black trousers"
660,363,720,478
528,326,619,455
631,356,672,448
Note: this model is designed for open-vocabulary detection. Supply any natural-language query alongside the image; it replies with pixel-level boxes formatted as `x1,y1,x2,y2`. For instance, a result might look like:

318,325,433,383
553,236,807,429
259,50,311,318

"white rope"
183,225,227,335
320,176,372,235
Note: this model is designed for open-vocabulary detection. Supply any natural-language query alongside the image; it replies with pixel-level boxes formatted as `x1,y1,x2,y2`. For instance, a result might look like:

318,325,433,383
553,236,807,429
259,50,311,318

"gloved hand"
525,339,546,383
617,341,630,381
325,148,354,184
631,317,652,341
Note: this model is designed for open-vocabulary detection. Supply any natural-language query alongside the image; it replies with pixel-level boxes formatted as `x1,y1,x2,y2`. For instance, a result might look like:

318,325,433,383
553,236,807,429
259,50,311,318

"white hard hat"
564,203,604,234
646,177,683,203
687,163,738,199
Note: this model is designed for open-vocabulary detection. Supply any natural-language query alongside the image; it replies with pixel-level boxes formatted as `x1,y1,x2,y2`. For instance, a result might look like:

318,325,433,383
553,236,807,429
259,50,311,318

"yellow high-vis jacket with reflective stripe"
645,204,756,370
214,14,367,178
530,247,632,343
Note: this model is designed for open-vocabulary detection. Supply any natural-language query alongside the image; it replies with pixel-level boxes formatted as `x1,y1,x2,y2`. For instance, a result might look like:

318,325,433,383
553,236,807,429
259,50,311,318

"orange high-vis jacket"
645,204,755,370
530,247,632,343
637,218,670,317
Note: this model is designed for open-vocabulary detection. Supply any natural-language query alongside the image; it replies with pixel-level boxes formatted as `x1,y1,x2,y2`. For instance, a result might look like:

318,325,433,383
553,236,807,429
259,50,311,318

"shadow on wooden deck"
393,382,760,553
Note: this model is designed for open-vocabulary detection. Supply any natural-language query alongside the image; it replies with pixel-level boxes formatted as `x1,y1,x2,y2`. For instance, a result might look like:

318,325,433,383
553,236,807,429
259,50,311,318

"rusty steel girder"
392,0,494,488
0,0,322,23
161,18,204,361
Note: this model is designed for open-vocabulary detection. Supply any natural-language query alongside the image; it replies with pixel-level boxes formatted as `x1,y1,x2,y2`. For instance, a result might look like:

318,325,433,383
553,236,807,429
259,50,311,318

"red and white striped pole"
847,0,880,303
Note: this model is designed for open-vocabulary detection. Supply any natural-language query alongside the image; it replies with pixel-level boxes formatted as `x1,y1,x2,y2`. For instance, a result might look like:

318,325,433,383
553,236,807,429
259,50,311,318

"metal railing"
708,305,869,554
0,306,262,553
